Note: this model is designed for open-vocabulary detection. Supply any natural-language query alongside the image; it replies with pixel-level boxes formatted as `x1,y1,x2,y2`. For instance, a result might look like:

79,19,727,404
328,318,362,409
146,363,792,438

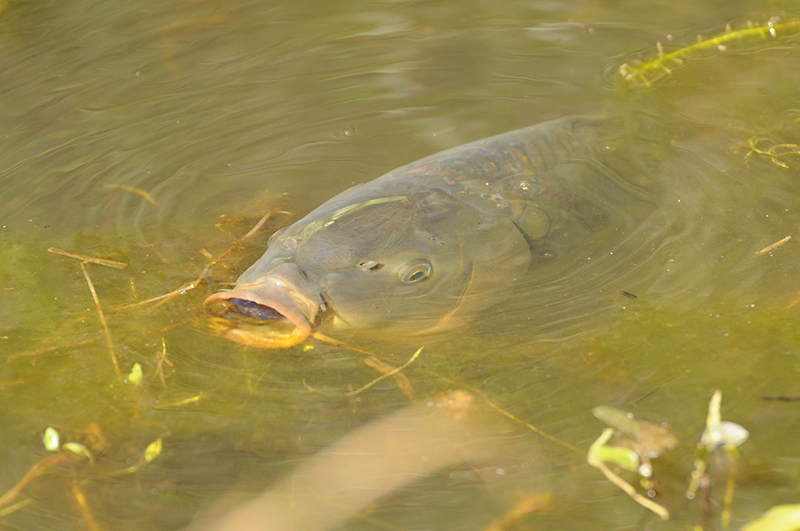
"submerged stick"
71,482,104,531
48,248,127,270
6,338,96,361
103,183,158,205
0,453,71,511
486,399,582,454
241,211,292,241
80,263,120,376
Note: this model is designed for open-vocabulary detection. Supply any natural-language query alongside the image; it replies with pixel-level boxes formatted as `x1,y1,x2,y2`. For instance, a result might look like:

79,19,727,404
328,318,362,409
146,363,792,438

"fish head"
205,191,478,347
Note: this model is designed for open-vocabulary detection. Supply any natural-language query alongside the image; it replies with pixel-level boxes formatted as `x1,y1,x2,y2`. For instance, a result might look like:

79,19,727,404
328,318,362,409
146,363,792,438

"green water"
1,0,800,529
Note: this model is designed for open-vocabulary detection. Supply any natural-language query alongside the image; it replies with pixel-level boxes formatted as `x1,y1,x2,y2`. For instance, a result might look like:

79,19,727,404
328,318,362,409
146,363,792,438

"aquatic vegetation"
127,362,143,386
740,504,800,531
686,390,749,528
742,137,800,169
0,423,162,522
588,407,672,520
615,17,800,89
42,427,60,451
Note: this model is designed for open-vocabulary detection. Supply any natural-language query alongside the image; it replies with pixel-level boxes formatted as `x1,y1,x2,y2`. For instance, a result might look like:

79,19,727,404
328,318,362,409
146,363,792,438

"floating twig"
109,280,201,312
311,332,387,357
80,263,120,376
304,347,423,398
6,338,96,362
241,210,291,241
153,394,203,408
756,236,791,255
486,398,582,454
48,248,127,270
361,355,415,400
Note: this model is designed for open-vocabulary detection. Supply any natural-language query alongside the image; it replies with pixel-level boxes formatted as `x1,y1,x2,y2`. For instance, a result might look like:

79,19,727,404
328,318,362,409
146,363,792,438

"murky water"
2,0,800,530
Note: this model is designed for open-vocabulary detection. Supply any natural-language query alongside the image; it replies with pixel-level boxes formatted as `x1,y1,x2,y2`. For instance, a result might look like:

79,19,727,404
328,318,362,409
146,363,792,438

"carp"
204,116,655,347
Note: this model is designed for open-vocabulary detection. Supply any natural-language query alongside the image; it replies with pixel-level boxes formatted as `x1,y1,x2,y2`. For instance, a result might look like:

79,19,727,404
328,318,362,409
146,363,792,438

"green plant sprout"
0,426,163,519
128,362,143,386
593,405,677,478
588,405,675,520
42,427,60,451
616,17,800,89
686,390,749,528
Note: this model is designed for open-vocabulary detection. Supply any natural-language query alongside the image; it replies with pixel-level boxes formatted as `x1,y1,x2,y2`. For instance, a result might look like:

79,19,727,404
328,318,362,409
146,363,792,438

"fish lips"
204,269,324,348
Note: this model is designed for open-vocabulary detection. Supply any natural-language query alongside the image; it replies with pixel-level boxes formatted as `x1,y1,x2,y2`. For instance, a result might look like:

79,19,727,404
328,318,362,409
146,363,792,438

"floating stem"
616,17,800,89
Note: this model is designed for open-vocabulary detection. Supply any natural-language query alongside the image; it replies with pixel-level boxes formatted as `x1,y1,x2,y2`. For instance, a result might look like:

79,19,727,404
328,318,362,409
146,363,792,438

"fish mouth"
204,274,323,348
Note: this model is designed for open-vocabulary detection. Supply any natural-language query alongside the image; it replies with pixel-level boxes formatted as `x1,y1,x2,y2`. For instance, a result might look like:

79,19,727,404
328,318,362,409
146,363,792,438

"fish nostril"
357,260,384,271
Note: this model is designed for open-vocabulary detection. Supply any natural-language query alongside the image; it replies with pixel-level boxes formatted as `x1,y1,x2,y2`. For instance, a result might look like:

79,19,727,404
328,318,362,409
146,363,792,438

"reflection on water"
1,0,800,530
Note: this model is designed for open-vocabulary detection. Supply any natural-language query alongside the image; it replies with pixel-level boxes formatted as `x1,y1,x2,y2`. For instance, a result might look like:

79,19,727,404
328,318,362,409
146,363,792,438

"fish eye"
398,260,432,283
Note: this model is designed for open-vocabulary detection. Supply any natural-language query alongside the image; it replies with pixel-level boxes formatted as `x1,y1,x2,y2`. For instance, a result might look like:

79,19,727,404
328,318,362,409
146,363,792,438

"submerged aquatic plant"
615,17,800,89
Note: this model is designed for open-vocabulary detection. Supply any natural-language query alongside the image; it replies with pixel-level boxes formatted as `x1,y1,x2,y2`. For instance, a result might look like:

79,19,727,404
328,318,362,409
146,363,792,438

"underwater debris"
615,17,800,89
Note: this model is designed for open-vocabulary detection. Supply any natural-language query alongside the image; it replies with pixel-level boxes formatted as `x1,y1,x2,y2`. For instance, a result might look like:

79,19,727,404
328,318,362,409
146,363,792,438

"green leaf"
62,442,93,461
741,504,800,531
42,427,60,451
128,363,143,386
144,438,162,463
595,445,641,473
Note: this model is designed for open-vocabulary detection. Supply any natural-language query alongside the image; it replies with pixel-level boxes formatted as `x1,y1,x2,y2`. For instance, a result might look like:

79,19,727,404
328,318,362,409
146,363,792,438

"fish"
204,116,656,347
